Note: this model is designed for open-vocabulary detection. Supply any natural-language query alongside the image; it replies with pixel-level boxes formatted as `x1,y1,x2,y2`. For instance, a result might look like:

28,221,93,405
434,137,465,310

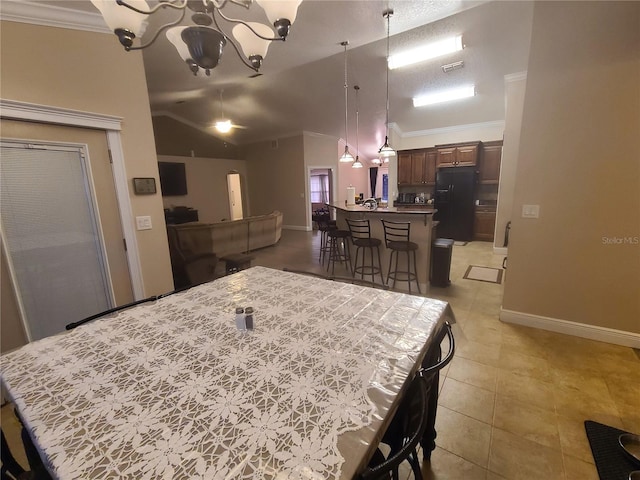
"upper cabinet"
478,140,503,184
397,148,437,186
436,141,480,168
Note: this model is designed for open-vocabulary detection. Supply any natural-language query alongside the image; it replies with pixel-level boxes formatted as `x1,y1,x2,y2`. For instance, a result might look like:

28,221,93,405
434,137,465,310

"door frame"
306,166,336,231
0,99,145,299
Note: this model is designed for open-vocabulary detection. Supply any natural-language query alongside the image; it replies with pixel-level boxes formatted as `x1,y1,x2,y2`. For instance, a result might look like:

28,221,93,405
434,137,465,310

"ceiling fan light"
232,22,273,60
91,0,149,37
339,146,355,163
256,0,303,26
215,119,233,133
181,26,227,70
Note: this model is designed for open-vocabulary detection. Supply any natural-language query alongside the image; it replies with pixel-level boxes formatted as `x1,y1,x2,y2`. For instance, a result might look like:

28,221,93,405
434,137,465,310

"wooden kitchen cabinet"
473,206,496,241
397,148,437,186
436,142,480,167
479,140,503,184
397,152,412,185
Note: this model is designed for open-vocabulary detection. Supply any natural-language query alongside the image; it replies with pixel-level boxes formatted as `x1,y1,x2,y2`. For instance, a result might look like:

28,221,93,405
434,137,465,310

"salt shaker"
244,307,254,330
235,307,246,330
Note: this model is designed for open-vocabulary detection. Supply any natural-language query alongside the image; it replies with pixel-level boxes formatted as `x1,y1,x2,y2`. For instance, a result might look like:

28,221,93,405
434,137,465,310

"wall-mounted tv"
158,162,187,196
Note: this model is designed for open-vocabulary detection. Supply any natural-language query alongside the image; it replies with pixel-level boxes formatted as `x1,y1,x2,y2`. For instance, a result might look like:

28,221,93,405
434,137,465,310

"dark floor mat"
584,420,639,480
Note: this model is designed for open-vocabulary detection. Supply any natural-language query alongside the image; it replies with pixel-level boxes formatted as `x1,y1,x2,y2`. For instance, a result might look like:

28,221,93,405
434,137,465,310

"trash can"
430,238,454,287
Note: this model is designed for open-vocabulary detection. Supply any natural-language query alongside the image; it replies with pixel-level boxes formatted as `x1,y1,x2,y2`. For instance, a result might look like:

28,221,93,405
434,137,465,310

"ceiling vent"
441,61,464,73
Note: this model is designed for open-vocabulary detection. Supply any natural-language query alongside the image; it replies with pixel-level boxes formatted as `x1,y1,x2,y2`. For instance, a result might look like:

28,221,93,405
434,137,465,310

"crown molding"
0,0,109,34
504,71,527,83
400,120,505,138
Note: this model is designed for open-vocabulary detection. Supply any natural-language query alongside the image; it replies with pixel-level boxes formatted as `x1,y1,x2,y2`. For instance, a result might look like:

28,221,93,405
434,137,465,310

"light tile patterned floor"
3,229,638,479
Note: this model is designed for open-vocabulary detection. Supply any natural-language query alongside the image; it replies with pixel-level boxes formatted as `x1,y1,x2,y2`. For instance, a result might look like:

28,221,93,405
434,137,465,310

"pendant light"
339,41,355,163
352,85,364,169
378,8,396,162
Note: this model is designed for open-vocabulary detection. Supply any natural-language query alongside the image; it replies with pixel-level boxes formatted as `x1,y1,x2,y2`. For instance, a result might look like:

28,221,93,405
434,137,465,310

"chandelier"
90,0,303,76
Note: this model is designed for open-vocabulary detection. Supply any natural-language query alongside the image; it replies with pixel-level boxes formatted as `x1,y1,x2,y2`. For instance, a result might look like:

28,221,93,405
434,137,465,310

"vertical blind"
1,141,111,340
310,174,329,203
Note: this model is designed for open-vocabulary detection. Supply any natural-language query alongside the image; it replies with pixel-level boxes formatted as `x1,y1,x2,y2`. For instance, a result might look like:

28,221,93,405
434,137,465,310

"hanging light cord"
342,41,349,147
385,9,391,139
355,85,360,157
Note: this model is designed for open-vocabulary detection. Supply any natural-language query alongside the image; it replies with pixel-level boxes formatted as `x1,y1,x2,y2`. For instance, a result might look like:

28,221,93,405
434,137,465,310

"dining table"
0,266,454,479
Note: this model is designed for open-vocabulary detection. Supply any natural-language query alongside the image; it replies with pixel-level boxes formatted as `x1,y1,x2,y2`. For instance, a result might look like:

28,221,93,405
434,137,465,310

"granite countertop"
327,202,436,215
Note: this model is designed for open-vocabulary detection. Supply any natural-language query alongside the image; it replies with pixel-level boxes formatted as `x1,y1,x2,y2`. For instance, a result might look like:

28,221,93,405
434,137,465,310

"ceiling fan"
213,90,248,133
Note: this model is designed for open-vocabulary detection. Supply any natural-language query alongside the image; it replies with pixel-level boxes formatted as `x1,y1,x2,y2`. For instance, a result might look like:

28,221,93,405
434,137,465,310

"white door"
227,172,243,221
0,119,133,342
1,141,113,340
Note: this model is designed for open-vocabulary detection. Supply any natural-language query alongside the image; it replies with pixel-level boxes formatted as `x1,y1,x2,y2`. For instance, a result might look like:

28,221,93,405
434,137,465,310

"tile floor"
2,229,639,479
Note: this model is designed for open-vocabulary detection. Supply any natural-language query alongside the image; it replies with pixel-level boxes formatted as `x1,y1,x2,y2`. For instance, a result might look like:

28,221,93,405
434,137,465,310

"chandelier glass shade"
90,0,303,76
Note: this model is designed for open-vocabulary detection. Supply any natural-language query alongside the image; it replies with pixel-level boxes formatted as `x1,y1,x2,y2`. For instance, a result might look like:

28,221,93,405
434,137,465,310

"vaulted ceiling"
12,0,534,159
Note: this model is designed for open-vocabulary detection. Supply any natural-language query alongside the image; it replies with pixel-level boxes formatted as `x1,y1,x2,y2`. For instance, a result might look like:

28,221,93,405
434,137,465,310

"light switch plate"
136,215,152,230
522,204,540,218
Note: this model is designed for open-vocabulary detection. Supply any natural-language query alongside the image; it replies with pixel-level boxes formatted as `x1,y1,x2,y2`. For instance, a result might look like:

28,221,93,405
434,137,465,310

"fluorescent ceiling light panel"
388,35,463,70
413,85,476,107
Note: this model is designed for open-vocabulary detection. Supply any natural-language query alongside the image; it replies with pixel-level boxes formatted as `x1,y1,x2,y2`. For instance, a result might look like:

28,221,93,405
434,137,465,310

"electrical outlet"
136,215,152,230
522,205,540,218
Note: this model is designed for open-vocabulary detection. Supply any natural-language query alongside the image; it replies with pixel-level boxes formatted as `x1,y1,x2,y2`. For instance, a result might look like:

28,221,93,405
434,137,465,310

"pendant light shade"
339,41,355,163
378,8,396,159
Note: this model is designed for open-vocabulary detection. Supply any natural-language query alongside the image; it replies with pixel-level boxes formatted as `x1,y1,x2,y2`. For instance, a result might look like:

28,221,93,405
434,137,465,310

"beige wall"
502,1,640,334
241,135,306,228
495,74,527,249
303,132,339,228
160,155,248,223
0,21,174,298
397,123,505,151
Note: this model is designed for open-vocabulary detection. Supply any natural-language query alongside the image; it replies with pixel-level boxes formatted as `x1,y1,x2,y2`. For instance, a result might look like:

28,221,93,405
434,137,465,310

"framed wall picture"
133,177,157,194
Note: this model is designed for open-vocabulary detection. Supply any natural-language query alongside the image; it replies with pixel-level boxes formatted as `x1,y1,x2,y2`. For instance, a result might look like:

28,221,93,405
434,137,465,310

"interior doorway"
309,168,334,226
0,120,133,342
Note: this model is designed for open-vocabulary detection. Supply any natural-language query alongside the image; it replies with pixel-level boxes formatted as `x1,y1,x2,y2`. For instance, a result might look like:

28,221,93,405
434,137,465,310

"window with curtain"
310,174,329,203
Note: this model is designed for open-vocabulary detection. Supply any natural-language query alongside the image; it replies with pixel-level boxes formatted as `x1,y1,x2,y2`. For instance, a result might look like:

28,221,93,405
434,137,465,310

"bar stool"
346,218,385,285
381,220,421,294
326,229,352,276
317,218,338,265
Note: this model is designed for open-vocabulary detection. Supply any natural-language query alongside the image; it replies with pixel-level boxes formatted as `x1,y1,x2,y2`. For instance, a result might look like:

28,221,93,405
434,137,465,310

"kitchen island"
326,202,437,292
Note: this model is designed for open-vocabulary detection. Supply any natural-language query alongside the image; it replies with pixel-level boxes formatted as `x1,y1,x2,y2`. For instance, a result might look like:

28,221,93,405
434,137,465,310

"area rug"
584,420,638,480
463,265,503,284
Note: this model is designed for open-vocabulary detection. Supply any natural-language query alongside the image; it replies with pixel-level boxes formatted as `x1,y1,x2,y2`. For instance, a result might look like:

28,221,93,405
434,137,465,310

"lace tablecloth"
1,267,452,479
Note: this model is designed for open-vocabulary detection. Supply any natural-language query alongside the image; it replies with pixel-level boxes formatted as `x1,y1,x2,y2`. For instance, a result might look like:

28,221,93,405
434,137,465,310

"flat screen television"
158,162,187,196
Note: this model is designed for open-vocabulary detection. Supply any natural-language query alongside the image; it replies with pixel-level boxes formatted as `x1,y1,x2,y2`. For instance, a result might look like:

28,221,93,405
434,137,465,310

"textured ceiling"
28,0,535,159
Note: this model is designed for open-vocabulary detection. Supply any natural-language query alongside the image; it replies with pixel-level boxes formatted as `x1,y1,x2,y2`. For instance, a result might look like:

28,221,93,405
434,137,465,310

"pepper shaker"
244,307,254,330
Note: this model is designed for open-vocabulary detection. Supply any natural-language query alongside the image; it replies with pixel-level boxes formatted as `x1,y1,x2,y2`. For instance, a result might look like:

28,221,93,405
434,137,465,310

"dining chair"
419,321,456,460
357,374,429,480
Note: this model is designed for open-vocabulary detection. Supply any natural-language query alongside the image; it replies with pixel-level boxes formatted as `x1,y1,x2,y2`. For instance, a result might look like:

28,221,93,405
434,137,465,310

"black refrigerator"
434,167,477,241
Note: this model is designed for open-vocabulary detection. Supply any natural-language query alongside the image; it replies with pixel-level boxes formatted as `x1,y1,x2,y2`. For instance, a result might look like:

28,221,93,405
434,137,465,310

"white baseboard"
493,246,508,255
283,225,312,232
500,308,640,348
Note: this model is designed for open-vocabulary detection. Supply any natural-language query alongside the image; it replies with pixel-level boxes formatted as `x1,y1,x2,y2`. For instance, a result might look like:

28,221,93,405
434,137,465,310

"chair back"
421,321,455,380
357,375,429,480
381,220,411,246
346,218,372,242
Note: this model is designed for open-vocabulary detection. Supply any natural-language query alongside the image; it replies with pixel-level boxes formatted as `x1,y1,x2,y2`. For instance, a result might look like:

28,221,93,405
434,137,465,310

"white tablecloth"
1,267,452,479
